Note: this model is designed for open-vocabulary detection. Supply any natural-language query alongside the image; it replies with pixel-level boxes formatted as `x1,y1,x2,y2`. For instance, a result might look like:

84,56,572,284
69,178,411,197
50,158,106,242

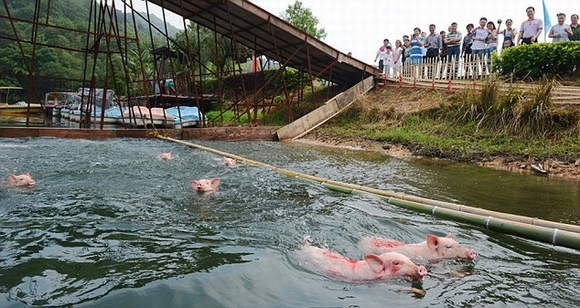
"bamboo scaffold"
156,134,580,250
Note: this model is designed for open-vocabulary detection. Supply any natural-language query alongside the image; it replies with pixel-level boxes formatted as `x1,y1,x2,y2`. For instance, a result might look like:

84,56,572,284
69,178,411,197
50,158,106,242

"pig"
1,172,36,188
358,234,476,262
157,152,173,161
189,178,220,192
223,157,236,167
297,243,427,282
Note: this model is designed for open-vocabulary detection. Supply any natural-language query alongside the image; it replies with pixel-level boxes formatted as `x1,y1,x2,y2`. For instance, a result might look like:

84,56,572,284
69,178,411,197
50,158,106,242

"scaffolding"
0,0,378,129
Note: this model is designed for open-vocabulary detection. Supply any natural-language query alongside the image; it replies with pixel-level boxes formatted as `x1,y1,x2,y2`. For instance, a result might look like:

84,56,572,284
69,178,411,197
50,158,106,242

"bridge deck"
145,0,380,87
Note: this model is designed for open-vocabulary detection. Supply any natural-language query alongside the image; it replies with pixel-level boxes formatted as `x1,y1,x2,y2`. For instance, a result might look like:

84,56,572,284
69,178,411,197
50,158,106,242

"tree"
280,1,327,40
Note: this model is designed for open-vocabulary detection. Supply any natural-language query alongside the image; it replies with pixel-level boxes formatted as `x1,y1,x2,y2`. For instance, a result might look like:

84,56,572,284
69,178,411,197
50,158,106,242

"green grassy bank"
312,80,580,165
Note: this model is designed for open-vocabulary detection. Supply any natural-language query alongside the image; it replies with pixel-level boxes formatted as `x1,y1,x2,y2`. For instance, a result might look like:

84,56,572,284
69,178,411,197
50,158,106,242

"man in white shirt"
517,6,543,45
471,17,489,59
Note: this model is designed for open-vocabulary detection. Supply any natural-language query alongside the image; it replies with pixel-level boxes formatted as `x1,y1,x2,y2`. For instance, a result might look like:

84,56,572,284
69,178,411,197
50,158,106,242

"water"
0,138,578,307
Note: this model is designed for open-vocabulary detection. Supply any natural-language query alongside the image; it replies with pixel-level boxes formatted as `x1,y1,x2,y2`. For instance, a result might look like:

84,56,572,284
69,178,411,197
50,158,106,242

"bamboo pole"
157,134,580,250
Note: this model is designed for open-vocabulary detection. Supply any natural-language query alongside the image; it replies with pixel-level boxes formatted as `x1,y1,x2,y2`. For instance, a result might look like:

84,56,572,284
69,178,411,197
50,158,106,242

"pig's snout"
417,265,428,278
28,179,36,186
468,249,477,260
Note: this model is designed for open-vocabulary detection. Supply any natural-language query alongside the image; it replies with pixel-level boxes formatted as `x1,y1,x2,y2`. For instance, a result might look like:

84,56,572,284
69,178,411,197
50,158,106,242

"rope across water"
157,134,580,250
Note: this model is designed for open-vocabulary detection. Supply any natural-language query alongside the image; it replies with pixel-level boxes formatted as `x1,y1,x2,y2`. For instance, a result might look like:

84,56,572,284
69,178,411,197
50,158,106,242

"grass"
316,80,580,164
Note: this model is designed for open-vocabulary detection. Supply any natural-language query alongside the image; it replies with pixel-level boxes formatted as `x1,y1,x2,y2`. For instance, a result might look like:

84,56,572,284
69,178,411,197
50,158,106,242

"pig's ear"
25,172,30,176
189,180,199,185
426,234,439,251
210,178,220,190
364,254,385,273
446,234,452,238
7,173,15,179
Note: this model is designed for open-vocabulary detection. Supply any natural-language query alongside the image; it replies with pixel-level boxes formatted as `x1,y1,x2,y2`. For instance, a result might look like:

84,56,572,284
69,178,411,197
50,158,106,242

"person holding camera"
408,27,425,65
472,17,489,59
501,19,518,47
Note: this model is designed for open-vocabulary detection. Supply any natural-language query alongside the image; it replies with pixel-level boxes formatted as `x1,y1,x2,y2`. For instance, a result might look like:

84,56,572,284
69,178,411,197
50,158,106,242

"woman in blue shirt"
409,27,425,65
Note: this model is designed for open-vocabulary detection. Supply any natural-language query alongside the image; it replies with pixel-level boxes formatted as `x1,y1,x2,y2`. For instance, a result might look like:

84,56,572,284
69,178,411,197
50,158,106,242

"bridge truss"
0,0,378,129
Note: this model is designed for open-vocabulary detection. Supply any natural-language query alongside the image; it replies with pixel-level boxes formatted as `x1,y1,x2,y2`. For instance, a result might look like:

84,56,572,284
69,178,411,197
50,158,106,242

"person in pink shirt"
517,6,543,45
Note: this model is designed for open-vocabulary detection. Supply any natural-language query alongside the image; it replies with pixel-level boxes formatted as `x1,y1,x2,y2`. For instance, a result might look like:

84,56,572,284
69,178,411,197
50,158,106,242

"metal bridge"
0,0,380,133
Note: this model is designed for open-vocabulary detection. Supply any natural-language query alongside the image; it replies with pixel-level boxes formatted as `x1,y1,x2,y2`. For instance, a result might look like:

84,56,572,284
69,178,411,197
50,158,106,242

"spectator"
393,39,404,76
425,24,443,59
446,22,462,62
472,17,489,59
571,14,580,41
548,13,573,42
485,21,499,57
374,39,390,72
501,19,518,47
424,25,443,79
401,35,410,63
421,31,428,60
462,23,475,58
502,38,512,51
403,37,412,64
446,22,462,79
384,46,395,76
517,6,543,45
409,28,424,64
440,31,448,61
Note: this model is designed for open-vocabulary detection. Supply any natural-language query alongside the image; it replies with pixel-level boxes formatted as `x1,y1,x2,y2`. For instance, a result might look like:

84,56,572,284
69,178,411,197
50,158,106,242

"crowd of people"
374,6,580,76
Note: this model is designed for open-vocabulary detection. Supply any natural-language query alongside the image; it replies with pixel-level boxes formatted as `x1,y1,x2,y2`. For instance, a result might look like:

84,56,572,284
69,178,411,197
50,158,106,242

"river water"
0,137,578,307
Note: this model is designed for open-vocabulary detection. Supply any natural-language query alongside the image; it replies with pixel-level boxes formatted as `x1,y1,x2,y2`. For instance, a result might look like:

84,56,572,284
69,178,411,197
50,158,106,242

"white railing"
384,54,494,82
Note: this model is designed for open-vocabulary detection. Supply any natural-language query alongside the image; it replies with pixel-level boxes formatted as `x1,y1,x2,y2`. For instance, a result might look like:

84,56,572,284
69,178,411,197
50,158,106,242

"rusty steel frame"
0,0,378,129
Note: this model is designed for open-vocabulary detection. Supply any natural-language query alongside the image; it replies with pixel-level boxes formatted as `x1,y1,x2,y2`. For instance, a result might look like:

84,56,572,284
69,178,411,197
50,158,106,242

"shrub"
492,42,580,80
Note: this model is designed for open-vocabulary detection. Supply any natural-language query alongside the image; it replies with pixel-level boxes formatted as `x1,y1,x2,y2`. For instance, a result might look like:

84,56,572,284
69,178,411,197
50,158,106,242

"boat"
81,105,126,125
164,106,206,129
0,87,43,115
68,88,118,124
44,91,77,116
117,106,175,128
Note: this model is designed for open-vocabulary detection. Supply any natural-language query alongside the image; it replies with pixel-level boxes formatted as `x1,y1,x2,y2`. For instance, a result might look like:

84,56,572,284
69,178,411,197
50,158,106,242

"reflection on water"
0,138,578,307
0,114,45,126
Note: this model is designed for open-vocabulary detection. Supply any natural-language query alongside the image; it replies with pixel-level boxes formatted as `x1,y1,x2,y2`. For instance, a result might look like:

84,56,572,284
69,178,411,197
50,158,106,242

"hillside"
0,0,179,98
304,82,580,181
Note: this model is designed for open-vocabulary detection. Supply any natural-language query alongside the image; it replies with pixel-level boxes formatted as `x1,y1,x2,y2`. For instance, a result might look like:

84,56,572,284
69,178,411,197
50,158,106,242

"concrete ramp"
276,76,375,140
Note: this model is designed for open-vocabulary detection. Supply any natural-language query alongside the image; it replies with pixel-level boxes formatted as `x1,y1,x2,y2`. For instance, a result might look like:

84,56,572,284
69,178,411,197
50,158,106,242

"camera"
498,19,502,24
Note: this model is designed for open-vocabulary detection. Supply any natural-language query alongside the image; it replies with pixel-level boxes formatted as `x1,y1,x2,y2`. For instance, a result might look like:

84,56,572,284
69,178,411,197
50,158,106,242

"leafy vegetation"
492,42,580,80
0,0,178,100
280,0,327,40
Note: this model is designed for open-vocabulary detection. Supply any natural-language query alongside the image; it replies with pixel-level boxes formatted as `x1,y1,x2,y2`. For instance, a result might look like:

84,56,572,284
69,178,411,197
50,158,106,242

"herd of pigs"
2,151,477,285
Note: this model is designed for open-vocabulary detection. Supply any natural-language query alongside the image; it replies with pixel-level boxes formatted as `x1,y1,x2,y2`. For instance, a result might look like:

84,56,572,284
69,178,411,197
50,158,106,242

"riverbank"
298,132,580,182
298,83,580,182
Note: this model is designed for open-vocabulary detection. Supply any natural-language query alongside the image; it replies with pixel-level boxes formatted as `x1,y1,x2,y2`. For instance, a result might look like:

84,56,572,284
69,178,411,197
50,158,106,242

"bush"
492,42,580,80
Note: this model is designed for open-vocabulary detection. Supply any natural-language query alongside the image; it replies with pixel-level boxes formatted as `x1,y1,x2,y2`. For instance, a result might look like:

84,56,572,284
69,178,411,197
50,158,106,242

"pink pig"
297,244,427,282
189,178,220,192
157,152,173,161
1,172,36,188
223,157,236,167
358,234,477,261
